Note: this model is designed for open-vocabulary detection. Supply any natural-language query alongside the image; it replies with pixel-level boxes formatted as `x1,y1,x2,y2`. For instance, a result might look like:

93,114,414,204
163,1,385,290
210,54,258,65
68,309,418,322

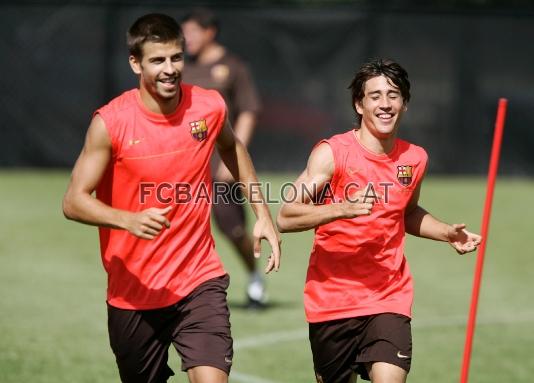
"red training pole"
460,98,508,383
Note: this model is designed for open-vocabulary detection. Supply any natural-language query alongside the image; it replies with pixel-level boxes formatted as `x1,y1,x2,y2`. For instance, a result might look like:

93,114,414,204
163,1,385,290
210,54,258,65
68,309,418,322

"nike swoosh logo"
397,351,410,359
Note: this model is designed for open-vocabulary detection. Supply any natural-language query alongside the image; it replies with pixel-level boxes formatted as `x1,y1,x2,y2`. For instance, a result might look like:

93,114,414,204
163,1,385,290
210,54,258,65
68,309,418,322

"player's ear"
402,103,408,112
129,55,142,75
355,101,364,115
207,26,217,41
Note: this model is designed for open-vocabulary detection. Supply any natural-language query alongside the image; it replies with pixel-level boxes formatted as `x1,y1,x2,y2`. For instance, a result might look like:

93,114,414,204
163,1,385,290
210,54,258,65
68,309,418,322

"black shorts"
107,275,233,383
212,181,247,241
309,313,412,382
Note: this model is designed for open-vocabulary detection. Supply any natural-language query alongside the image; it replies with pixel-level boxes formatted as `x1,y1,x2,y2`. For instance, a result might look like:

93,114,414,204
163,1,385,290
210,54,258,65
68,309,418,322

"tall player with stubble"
62,13,280,383
277,59,481,383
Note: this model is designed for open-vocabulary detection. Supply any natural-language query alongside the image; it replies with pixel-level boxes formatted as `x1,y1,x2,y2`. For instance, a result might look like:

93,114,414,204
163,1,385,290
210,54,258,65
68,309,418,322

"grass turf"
0,170,533,382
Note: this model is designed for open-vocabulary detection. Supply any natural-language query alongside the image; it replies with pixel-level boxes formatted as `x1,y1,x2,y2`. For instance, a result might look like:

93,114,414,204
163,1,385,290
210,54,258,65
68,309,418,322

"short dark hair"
348,59,411,123
127,13,184,59
181,7,220,36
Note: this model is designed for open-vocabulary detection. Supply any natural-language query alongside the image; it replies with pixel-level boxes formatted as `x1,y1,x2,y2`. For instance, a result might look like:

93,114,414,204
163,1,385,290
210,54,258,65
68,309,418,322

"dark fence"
1,3,533,174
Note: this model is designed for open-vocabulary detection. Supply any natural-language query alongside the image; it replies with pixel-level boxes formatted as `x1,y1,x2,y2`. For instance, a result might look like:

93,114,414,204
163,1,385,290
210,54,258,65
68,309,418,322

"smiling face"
129,40,184,103
355,75,407,140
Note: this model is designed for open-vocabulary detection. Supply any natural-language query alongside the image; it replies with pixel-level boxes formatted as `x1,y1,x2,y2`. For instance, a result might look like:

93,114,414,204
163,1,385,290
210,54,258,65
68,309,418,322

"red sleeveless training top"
304,130,428,323
95,84,227,309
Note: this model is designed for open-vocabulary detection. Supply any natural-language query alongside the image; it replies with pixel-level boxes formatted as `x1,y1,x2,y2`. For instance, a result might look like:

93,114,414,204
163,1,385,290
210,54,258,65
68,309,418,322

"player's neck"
138,86,181,115
197,43,225,65
354,126,396,155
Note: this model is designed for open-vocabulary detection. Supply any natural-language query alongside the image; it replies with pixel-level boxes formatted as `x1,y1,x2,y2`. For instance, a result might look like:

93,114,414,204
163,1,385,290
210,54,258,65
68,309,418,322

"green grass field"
1,170,533,383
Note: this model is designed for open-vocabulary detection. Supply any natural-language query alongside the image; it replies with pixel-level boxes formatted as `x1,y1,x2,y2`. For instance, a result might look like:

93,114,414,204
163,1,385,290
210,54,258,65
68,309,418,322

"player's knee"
187,366,228,383
367,361,407,383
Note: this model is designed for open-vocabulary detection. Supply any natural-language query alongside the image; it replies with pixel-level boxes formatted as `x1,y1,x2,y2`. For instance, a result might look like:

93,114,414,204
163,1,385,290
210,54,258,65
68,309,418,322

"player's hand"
447,223,482,254
252,217,282,274
124,206,172,240
342,189,380,218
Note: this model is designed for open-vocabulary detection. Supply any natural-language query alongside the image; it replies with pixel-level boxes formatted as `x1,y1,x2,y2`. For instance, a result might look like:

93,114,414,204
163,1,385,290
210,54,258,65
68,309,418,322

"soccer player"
62,13,280,383
276,59,481,383
180,8,267,308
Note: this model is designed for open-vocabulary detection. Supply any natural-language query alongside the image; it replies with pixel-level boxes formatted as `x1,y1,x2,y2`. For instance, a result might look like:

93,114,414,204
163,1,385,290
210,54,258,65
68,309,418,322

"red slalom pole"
460,98,508,383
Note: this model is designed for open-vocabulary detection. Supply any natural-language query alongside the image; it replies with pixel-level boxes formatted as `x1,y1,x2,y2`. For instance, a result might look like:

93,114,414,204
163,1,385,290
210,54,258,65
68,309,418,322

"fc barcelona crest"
190,119,208,142
397,165,413,186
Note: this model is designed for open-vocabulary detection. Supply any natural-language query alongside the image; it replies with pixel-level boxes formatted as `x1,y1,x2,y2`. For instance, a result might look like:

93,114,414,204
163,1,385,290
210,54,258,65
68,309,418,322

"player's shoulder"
95,89,138,125
308,140,335,176
183,83,226,114
185,83,223,102
310,131,354,162
98,89,137,115
325,130,354,147
396,138,428,160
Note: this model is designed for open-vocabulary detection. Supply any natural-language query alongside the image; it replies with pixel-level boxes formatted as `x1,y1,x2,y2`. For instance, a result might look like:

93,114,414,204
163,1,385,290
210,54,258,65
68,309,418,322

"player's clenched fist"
124,206,172,239
341,189,379,219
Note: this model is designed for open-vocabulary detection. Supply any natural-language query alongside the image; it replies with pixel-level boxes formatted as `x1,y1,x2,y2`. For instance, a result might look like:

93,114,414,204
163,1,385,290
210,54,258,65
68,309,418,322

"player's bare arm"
216,116,281,273
62,115,171,240
277,142,376,233
215,111,256,182
233,111,256,146
404,175,482,254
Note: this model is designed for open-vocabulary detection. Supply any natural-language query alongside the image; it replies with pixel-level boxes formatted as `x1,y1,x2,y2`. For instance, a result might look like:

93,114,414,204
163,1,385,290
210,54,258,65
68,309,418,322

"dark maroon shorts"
107,275,233,383
309,313,412,382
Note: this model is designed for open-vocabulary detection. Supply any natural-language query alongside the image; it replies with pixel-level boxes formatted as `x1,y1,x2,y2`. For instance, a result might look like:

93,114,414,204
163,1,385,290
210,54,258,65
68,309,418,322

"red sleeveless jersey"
95,84,227,309
304,130,428,323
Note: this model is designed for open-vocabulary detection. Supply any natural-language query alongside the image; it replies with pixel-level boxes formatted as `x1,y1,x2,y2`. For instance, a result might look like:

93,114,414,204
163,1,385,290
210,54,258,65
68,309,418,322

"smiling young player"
277,59,481,383
62,13,280,383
